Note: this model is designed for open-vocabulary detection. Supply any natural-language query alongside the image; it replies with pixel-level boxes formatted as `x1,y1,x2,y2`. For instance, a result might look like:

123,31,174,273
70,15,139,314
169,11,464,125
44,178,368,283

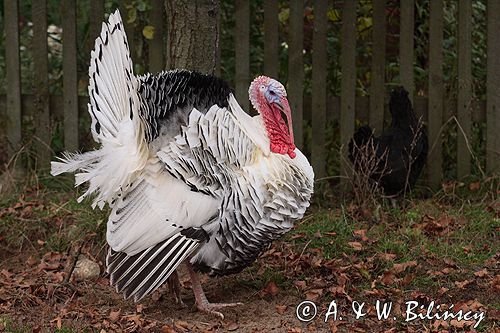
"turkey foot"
186,263,243,319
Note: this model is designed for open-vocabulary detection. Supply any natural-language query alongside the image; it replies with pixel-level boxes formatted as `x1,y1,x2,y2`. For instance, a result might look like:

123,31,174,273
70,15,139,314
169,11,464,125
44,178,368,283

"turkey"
51,10,314,318
348,86,428,197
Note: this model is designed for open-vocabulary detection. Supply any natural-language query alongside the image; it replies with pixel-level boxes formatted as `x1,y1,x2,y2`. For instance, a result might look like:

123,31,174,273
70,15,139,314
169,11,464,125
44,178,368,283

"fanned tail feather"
50,9,148,208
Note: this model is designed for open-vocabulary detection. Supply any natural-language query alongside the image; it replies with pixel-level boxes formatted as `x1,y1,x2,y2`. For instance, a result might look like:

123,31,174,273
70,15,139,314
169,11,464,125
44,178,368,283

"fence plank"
264,0,279,79
457,0,472,178
89,0,104,48
399,0,414,101
288,0,304,149
370,0,386,132
235,0,250,113
487,0,500,173
311,0,328,178
62,0,79,150
149,0,165,73
340,0,357,182
32,0,51,168
5,0,22,157
428,0,444,189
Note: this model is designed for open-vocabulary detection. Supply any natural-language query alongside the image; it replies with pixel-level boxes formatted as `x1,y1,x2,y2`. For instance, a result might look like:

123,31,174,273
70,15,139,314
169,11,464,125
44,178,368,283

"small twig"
63,242,84,284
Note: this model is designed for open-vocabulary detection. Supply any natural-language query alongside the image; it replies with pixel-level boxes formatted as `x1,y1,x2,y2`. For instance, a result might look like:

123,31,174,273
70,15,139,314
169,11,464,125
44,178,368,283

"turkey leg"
167,270,186,307
186,262,243,319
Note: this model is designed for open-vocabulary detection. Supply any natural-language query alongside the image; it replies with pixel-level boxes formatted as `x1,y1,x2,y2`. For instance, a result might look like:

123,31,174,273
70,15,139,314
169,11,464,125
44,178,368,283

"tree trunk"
165,0,220,75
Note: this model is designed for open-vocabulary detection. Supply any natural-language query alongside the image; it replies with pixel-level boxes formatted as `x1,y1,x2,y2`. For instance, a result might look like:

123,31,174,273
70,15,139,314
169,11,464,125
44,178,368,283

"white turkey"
51,10,314,318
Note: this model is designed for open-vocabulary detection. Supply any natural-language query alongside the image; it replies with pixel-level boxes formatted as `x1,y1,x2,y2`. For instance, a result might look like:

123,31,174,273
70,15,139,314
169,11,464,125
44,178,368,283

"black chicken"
348,87,428,196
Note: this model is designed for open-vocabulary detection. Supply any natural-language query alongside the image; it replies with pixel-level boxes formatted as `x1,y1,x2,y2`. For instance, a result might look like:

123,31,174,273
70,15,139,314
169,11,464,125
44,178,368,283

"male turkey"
51,10,314,318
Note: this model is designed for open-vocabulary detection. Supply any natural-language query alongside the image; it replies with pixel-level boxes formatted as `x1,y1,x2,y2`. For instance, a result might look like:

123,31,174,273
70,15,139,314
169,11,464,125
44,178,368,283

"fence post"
288,0,304,149
428,0,444,189
63,0,79,151
32,0,51,169
235,0,250,113
264,0,279,79
400,0,414,102
487,0,500,174
5,0,22,159
340,0,357,184
457,0,472,178
370,0,386,133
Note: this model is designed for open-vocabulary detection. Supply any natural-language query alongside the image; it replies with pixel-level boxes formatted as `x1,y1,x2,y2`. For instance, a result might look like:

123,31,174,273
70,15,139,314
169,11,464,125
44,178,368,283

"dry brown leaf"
392,261,417,274
288,327,302,333
161,325,177,333
276,305,287,314
263,281,279,296
294,280,307,290
380,271,395,285
348,242,363,251
378,253,397,261
455,279,472,289
474,268,488,277
226,323,239,331
109,310,121,322
354,229,369,241
305,288,323,302
469,181,481,192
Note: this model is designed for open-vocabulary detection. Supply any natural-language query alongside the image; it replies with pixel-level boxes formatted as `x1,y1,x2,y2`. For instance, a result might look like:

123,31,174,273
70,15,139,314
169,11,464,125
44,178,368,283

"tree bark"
165,0,220,75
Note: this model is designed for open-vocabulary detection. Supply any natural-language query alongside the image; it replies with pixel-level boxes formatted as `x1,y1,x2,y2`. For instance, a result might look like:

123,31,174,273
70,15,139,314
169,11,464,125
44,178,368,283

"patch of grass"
288,207,356,259
0,316,31,333
0,172,108,255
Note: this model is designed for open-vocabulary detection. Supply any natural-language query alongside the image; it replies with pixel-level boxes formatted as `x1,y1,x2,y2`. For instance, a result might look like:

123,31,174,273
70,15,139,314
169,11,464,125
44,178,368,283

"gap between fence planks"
311,0,328,178
288,0,304,149
428,0,444,189
340,0,357,184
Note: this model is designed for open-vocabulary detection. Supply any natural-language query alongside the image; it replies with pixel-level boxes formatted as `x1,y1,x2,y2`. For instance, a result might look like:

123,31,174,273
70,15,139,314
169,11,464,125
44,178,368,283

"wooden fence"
1,0,500,189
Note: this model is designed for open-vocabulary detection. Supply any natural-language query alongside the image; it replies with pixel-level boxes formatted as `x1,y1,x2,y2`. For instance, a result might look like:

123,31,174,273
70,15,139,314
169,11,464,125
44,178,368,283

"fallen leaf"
380,271,395,285
161,325,177,333
392,261,417,274
226,323,239,331
455,279,472,289
474,268,488,277
276,305,287,314
262,281,279,296
294,280,307,290
469,181,480,192
354,229,369,241
348,242,363,251
109,310,121,322
305,288,323,302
